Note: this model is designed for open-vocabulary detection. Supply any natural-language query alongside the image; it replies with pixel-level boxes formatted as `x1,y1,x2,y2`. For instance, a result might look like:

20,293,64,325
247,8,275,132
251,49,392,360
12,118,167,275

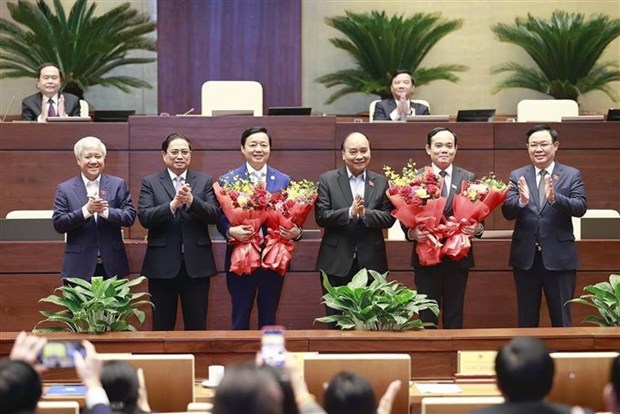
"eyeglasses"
528,142,552,150
168,149,191,156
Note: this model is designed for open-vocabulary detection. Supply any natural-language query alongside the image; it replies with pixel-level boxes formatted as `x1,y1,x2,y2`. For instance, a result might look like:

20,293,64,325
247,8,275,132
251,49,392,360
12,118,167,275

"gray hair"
74,136,106,158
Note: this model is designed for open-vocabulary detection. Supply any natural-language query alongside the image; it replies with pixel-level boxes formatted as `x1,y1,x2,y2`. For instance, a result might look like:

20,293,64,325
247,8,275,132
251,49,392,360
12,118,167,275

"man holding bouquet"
315,132,395,326
502,125,586,327
217,126,302,330
404,127,483,329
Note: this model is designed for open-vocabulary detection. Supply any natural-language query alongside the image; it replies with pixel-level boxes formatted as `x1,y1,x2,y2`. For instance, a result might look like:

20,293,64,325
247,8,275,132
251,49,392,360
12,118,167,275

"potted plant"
35,276,153,333
316,10,467,103
315,268,439,331
491,10,620,102
0,0,156,99
566,273,620,327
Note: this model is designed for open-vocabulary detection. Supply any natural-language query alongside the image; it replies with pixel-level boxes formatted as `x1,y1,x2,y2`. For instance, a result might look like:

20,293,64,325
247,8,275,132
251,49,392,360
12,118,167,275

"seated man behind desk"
21,62,81,121
372,69,430,121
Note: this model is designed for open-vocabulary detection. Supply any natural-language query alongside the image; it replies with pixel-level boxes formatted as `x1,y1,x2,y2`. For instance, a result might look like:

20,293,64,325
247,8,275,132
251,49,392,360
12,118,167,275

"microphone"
1,95,16,123
178,107,194,116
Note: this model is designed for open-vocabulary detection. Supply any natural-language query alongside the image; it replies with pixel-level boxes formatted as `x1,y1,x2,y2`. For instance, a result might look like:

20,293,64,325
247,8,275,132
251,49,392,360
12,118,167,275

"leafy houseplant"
315,268,439,331
316,10,467,103
0,0,157,99
491,10,620,102
566,274,620,327
35,276,153,333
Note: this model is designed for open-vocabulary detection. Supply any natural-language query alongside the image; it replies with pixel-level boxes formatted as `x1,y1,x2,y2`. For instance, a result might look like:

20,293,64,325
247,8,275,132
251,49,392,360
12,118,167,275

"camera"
37,341,86,368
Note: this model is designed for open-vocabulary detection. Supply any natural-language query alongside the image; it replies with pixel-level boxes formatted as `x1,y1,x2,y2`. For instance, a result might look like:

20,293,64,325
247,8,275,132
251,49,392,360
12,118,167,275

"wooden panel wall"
157,0,302,114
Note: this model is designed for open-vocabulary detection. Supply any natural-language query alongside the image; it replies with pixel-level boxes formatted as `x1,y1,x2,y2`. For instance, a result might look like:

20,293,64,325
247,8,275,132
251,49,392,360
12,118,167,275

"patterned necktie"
174,176,184,192
538,170,548,208
439,170,448,197
48,98,56,117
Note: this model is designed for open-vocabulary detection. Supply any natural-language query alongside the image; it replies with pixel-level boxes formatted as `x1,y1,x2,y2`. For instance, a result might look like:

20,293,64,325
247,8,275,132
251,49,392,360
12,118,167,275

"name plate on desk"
457,350,497,375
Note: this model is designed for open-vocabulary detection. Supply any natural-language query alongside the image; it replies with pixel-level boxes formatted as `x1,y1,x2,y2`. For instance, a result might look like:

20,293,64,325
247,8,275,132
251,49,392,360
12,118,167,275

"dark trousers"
514,251,576,327
149,261,210,331
320,258,360,330
62,262,108,286
414,260,469,329
226,268,284,330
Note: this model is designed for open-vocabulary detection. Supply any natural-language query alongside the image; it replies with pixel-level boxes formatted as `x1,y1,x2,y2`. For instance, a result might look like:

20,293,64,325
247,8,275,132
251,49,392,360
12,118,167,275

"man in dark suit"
315,132,395,323
372,69,430,121
502,125,587,327
404,127,483,329
21,63,81,121
53,136,136,281
218,126,301,330
604,355,620,414
470,336,593,414
138,132,221,330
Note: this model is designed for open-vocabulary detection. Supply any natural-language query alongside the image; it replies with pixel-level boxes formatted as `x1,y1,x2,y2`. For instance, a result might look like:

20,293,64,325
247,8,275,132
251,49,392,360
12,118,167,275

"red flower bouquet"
214,177,270,275
442,172,509,260
262,180,318,276
384,161,446,266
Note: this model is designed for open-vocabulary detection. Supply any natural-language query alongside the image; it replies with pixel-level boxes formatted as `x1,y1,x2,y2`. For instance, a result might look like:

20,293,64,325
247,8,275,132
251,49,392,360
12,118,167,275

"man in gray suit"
502,125,587,327
315,132,395,324
404,127,483,329
138,132,221,330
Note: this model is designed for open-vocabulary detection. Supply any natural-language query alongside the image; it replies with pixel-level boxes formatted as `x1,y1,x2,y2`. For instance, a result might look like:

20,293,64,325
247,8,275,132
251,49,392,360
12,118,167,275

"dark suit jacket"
89,403,115,414
315,167,395,277
470,401,593,414
52,174,136,279
217,164,291,273
372,98,431,120
502,161,587,271
405,165,477,269
138,169,221,279
21,92,81,120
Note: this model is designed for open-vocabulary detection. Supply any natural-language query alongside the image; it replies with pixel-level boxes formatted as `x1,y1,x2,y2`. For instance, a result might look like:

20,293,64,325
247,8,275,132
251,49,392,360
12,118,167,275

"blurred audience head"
213,362,283,414
604,355,620,414
323,371,377,414
0,359,42,414
101,360,142,413
495,336,554,402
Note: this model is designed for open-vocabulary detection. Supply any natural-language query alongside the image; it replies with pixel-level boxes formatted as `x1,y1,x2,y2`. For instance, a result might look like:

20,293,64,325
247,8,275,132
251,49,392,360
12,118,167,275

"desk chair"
517,99,578,122
79,100,89,117
201,80,263,116
369,99,431,122
37,401,80,414
421,396,504,414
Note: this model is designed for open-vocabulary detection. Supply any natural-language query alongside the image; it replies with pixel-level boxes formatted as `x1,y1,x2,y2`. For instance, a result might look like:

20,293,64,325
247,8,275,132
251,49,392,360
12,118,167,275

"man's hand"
87,196,108,214
396,95,410,118
9,331,47,372
377,380,402,414
462,221,483,236
544,174,555,204
279,224,301,240
350,194,365,219
58,94,68,117
407,225,429,242
517,176,530,205
73,340,102,389
228,224,255,242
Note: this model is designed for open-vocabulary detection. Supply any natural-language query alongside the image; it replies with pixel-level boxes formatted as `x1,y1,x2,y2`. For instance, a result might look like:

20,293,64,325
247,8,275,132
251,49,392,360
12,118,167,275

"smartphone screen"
261,325,286,368
37,341,86,368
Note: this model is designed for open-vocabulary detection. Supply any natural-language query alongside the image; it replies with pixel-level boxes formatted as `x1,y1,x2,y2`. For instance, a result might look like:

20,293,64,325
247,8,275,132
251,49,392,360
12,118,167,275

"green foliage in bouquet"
566,274,620,327
35,276,153,333
315,268,439,331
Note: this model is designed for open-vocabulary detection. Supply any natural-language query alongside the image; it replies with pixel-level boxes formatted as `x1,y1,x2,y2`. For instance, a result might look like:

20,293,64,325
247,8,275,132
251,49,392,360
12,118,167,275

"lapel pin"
368,180,374,187
270,175,275,180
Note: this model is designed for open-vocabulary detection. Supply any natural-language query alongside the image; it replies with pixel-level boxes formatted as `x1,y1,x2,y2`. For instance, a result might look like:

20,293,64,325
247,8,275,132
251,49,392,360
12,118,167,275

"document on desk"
414,382,463,394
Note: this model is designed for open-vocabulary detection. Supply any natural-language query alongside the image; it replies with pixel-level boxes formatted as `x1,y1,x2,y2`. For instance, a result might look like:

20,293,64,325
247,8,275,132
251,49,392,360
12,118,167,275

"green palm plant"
0,0,156,98
316,10,468,104
491,10,620,102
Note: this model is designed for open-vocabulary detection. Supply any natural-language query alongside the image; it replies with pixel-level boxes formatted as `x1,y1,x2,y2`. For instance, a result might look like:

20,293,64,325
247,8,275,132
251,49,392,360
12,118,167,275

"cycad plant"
491,10,620,102
0,0,156,98
316,10,467,103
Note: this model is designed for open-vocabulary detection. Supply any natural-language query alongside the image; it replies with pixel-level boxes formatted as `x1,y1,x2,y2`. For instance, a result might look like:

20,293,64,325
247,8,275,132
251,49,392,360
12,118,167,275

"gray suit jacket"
502,161,587,271
21,92,81,120
315,167,395,277
138,169,221,279
372,98,430,120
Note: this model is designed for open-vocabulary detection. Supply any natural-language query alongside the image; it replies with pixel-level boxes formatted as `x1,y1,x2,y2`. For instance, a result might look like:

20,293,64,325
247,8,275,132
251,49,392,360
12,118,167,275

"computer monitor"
456,109,496,122
607,108,620,121
93,110,135,122
267,107,312,115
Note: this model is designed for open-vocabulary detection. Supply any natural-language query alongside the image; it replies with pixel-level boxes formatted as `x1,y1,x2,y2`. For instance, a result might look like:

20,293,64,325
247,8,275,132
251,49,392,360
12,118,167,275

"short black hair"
324,371,377,414
495,336,554,402
161,132,192,152
101,360,140,413
612,355,620,406
427,127,458,146
525,124,559,143
241,126,272,147
390,69,415,86
37,62,63,81
0,359,42,413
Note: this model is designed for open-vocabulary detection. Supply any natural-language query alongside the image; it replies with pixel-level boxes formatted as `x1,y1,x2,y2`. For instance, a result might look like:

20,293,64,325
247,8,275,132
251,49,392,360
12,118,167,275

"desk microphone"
180,107,194,116
1,95,16,122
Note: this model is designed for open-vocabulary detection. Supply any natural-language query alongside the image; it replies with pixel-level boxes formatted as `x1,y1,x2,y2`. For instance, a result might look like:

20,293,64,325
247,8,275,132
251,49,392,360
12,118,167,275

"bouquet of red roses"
214,176,270,275
262,179,318,276
384,160,446,266
442,172,509,260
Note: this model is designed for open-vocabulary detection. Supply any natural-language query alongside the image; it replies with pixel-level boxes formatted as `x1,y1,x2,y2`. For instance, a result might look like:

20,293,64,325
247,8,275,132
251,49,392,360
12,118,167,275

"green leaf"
567,274,620,326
